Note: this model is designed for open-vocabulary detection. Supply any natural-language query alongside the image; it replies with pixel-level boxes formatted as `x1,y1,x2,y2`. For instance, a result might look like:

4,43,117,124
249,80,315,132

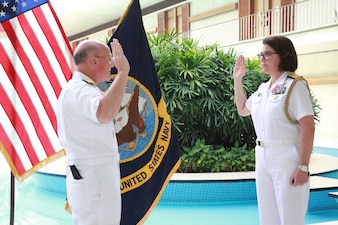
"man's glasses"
95,56,113,63
257,51,278,60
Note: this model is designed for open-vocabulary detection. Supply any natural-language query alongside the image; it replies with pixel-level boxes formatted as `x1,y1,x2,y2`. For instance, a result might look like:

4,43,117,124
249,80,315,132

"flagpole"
10,172,15,225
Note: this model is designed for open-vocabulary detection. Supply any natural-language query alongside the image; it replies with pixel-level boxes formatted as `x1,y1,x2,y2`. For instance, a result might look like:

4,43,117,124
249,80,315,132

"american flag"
0,0,72,181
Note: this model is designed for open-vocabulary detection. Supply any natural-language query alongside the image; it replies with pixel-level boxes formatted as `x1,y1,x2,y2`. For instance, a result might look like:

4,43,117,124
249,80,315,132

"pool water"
0,147,337,225
145,201,260,225
145,201,338,225
0,173,73,225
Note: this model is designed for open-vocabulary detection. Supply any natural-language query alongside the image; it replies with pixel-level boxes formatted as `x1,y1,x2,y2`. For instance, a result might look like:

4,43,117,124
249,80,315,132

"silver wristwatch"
298,164,309,172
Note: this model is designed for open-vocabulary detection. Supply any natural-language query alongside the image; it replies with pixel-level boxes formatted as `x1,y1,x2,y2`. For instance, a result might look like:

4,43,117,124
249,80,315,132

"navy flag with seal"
104,0,181,224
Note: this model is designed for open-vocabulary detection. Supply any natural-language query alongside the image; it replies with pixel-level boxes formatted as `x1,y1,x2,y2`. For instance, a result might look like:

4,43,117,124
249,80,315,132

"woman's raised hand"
233,55,246,80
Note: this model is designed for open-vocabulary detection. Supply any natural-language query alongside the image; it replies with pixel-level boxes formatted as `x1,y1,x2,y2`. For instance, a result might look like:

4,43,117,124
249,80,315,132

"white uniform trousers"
255,145,309,225
66,156,121,225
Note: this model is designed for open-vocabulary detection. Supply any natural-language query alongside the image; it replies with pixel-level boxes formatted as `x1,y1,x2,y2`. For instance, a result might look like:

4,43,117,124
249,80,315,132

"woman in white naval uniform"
233,36,315,225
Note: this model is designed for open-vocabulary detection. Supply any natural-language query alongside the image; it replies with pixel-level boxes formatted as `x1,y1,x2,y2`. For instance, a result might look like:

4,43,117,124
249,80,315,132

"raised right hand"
111,38,130,75
233,55,246,80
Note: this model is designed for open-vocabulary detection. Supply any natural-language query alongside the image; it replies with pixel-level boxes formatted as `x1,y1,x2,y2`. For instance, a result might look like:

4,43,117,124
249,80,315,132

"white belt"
68,154,119,166
256,138,300,147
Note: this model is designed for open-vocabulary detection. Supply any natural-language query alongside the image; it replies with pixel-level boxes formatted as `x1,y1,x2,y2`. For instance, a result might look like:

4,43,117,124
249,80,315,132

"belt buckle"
258,140,264,147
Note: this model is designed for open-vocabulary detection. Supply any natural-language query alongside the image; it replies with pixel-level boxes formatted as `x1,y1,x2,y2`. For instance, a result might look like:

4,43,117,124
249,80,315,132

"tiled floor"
311,221,338,225
171,152,338,225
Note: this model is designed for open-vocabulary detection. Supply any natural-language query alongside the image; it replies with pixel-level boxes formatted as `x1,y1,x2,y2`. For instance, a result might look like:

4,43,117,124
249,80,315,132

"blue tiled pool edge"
31,146,338,208
33,171,338,213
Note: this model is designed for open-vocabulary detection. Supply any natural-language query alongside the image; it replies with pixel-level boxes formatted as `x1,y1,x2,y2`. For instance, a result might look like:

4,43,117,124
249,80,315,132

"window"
157,4,190,36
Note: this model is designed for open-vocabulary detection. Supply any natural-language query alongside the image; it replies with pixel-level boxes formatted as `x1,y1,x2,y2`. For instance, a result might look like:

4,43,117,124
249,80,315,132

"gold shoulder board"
285,73,310,124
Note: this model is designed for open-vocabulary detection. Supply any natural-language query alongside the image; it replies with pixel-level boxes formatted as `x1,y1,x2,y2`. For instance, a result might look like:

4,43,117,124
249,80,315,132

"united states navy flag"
106,0,181,224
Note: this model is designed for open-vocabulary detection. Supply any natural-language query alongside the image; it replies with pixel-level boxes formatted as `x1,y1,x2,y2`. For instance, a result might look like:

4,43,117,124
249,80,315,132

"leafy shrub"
179,139,255,173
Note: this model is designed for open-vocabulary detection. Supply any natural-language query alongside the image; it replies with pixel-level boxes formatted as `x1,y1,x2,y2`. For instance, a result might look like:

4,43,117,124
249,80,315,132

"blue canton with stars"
0,0,49,22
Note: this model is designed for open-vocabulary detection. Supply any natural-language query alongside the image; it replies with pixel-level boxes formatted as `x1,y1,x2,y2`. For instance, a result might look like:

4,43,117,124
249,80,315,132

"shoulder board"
287,73,304,81
285,73,310,124
82,79,97,86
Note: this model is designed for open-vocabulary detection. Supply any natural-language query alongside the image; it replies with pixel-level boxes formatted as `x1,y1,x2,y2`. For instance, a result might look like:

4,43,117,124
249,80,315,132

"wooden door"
254,0,272,37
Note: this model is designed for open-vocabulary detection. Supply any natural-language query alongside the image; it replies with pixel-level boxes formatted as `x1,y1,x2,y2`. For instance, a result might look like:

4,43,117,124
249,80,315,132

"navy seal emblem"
98,75,158,163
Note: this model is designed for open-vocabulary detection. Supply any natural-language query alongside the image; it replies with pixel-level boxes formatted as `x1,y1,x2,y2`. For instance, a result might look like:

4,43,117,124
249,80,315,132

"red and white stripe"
0,2,72,180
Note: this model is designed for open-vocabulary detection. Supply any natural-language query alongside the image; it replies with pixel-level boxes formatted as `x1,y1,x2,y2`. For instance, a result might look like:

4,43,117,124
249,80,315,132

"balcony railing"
185,0,338,47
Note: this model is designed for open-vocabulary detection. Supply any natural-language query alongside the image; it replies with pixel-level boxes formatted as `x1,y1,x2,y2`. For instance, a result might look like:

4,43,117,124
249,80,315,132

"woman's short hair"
263,36,298,72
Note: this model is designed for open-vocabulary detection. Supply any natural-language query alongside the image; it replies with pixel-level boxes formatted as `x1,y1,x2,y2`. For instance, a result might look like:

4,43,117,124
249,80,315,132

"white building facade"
70,0,338,149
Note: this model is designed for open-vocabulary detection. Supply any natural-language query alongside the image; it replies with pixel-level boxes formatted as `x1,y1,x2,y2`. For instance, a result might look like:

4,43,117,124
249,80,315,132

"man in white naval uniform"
57,39,129,225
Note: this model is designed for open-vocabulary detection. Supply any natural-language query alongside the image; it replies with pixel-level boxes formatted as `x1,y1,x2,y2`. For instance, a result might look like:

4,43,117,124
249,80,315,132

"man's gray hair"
73,41,102,65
